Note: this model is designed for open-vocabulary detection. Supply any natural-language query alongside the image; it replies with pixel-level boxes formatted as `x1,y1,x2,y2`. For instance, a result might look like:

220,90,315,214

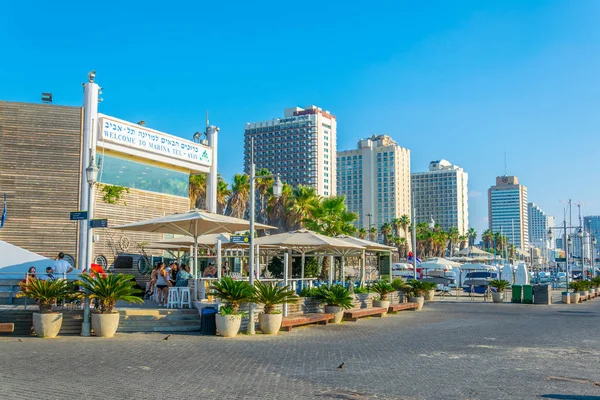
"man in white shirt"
53,252,74,277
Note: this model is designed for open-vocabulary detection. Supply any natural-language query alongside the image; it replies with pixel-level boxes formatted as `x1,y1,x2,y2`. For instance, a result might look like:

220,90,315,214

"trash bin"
511,285,522,303
522,284,533,304
533,284,552,305
200,307,217,335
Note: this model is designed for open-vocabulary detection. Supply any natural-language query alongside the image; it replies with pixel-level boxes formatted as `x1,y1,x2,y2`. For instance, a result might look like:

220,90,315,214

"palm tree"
369,227,378,242
482,229,494,251
458,235,468,250
288,185,320,230
226,174,250,218
303,196,357,237
447,227,460,257
398,214,411,240
216,175,231,215
394,236,407,258
467,227,478,247
266,183,293,231
255,168,274,223
380,222,392,245
357,228,367,239
392,218,402,238
189,174,206,209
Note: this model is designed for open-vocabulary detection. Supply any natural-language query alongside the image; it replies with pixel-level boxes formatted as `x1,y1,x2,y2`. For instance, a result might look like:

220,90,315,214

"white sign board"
99,116,212,167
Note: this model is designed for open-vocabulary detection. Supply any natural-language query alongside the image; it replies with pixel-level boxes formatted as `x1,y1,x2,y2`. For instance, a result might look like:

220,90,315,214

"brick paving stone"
1,301,600,399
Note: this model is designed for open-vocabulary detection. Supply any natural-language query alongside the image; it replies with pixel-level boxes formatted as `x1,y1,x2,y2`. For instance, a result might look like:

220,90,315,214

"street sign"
70,211,88,220
90,219,108,228
230,235,249,244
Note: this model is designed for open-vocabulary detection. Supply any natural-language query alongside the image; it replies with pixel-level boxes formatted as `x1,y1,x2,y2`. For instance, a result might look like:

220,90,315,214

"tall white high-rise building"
244,106,336,196
336,135,411,229
411,160,469,235
529,203,550,244
488,176,529,250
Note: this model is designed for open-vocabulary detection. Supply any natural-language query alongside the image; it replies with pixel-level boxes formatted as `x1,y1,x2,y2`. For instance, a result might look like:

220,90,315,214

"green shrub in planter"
298,286,318,297
210,276,255,315
77,273,143,314
489,279,511,293
370,280,395,301
252,282,298,314
18,279,76,313
314,285,353,309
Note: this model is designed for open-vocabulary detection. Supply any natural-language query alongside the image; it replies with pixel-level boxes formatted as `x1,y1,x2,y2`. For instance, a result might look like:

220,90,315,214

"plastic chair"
167,287,180,309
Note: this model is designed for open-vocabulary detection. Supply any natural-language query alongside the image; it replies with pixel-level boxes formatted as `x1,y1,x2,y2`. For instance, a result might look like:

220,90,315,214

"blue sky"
1,1,599,236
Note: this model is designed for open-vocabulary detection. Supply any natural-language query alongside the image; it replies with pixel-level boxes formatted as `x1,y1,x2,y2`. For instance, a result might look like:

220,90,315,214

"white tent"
420,257,462,270
0,240,68,279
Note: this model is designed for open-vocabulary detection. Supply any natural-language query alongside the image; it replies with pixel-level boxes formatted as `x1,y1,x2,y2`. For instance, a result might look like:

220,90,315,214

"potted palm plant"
406,279,426,311
391,278,410,303
370,280,394,314
569,281,582,304
489,279,510,303
422,281,438,301
315,285,353,323
78,273,143,337
210,277,255,337
17,279,75,338
252,281,298,334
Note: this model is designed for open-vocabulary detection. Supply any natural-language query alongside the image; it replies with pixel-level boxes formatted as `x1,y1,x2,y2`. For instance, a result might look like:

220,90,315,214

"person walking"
155,262,171,307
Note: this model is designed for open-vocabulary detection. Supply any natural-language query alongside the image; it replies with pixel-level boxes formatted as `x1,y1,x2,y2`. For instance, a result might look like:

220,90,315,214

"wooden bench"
388,303,418,314
280,313,333,332
0,323,15,333
343,307,387,322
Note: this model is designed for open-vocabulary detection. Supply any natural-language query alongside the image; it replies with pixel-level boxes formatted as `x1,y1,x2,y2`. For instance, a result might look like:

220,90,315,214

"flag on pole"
407,251,422,263
0,193,6,228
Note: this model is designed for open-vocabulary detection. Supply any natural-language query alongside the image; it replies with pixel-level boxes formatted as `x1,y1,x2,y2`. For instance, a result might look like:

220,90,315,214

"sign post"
70,211,88,221
230,235,249,244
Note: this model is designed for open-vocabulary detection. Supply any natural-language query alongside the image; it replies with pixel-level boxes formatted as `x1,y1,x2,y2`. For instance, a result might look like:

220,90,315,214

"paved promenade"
2,301,600,400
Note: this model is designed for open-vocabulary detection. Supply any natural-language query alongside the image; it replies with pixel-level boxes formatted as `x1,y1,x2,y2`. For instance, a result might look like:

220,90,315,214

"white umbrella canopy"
113,210,276,277
335,235,397,252
254,229,363,253
145,233,231,250
420,257,462,270
254,230,364,286
455,246,493,257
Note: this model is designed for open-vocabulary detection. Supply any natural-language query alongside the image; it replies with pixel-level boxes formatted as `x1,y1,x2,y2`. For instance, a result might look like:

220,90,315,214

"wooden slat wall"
0,101,82,259
92,184,190,267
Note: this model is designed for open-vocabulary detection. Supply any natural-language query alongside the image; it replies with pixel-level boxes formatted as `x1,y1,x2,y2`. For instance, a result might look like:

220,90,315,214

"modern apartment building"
411,160,469,235
243,106,336,197
336,135,411,229
583,215,600,260
488,176,529,250
528,203,555,246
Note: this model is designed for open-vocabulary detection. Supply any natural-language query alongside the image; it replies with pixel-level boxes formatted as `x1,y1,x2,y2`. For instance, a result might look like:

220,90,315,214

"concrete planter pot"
492,292,504,303
562,292,571,304
92,312,120,337
215,313,242,337
424,290,435,301
571,292,581,304
372,300,390,315
259,313,283,335
580,291,588,302
324,306,345,323
32,313,62,338
409,296,425,311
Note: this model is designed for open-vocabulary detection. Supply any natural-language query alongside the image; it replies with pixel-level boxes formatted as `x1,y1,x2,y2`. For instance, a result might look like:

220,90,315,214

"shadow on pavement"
540,395,600,400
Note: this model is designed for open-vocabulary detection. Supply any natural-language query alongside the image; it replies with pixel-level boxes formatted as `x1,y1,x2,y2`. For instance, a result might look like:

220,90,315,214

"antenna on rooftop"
206,110,209,129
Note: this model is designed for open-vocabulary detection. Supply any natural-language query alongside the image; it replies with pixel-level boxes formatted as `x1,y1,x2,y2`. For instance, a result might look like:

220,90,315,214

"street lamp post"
578,228,585,280
247,138,283,334
81,154,99,337
592,236,597,278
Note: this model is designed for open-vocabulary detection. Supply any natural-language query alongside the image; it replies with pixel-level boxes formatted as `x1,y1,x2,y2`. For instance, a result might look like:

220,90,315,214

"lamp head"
578,228,584,238
272,174,283,198
88,70,96,83
86,156,99,185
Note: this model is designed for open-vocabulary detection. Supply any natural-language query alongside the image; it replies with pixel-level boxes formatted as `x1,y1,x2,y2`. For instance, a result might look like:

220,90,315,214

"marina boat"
461,263,498,294
392,263,415,279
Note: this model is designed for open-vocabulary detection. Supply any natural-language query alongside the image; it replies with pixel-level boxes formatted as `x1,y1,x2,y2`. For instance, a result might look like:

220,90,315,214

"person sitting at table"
44,267,55,281
23,266,37,283
202,263,217,278
169,263,179,286
176,264,193,287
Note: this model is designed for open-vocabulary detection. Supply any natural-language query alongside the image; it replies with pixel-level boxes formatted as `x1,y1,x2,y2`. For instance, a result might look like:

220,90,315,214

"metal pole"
564,220,570,289
412,208,417,279
206,125,219,213
81,178,93,337
283,250,290,316
247,138,256,334
300,252,305,290
328,255,334,286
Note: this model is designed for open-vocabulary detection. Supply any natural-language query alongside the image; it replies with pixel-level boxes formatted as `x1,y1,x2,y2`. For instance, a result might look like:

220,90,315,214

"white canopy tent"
0,240,81,279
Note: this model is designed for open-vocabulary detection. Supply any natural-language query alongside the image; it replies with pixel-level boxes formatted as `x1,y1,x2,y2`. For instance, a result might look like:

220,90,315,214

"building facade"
244,106,336,197
488,176,529,250
336,135,411,229
584,215,600,260
0,100,212,271
411,159,469,235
